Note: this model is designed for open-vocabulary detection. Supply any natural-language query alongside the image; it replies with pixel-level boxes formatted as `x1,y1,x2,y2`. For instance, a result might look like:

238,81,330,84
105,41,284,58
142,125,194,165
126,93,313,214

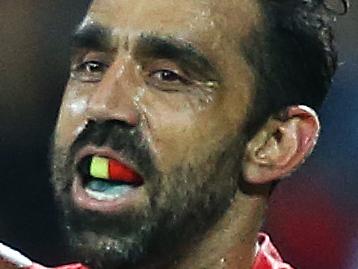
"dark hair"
244,0,349,131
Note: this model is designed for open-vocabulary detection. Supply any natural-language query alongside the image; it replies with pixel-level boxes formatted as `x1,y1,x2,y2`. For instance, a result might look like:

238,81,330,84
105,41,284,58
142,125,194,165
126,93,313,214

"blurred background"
0,1,356,268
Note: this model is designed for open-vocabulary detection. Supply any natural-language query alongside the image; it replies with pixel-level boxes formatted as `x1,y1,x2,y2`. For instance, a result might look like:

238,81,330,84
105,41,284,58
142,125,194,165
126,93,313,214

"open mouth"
77,155,143,201
71,147,145,212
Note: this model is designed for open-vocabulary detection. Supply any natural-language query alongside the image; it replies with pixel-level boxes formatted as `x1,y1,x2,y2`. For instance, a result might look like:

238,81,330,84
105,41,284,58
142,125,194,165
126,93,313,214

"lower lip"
71,175,144,214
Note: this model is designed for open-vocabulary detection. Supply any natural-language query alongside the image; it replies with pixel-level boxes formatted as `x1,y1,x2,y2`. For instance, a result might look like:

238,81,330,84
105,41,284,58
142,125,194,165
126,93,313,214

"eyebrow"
71,23,113,51
135,34,220,81
71,23,220,81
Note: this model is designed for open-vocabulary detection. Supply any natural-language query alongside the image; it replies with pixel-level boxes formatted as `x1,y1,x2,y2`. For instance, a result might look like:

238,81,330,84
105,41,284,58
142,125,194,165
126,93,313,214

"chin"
66,231,147,269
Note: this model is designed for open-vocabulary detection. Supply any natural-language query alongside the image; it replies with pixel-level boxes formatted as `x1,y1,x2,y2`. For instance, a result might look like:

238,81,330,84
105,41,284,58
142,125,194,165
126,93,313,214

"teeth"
85,180,132,201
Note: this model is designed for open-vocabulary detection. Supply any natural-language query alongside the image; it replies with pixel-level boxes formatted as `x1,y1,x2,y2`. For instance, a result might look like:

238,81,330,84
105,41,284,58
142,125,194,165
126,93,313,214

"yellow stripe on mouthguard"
90,156,109,180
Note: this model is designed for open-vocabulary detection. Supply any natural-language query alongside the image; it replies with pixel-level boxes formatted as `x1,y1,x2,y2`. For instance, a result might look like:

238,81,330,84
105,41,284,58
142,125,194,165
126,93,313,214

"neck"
140,186,269,269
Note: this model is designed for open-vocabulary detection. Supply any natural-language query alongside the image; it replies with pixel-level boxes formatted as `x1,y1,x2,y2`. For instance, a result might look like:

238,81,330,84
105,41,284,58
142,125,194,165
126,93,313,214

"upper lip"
74,145,144,182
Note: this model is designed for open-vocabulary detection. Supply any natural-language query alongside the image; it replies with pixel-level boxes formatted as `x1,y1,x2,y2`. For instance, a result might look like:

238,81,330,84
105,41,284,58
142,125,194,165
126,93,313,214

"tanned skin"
51,1,320,268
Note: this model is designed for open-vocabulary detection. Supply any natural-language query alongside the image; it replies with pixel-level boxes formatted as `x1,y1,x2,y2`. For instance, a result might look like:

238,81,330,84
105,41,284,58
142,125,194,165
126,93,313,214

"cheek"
135,75,253,174
55,86,90,147
137,91,240,173
69,98,88,115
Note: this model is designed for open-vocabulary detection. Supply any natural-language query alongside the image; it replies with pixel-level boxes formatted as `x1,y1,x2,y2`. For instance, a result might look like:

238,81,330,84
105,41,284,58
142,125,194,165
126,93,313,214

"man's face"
52,0,263,267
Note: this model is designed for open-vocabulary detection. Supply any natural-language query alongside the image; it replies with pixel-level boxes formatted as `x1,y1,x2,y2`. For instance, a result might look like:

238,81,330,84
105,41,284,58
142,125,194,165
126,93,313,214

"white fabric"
0,242,33,268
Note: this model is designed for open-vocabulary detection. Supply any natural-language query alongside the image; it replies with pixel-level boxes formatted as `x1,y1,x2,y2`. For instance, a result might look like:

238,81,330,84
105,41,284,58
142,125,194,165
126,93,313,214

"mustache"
69,119,156,178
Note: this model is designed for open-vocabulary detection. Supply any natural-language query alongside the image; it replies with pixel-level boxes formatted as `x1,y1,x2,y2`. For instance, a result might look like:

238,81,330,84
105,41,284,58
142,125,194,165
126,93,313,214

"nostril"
104,119,137,129
87,106,139,127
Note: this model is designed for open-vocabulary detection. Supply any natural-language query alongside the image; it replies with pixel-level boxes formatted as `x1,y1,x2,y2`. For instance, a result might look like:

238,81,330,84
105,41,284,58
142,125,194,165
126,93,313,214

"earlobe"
243,105,320,184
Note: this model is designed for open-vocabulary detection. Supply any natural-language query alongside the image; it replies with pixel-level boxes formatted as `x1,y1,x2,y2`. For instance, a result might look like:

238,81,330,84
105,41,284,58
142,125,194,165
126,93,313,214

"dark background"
0,2,357,268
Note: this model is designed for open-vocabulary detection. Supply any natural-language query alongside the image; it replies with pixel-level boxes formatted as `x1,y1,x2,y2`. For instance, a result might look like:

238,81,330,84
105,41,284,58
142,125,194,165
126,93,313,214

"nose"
86,58,139,126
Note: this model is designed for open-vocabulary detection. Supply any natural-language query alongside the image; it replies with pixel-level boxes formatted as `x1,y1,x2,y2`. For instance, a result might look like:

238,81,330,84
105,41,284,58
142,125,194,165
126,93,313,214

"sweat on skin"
51,0,320,268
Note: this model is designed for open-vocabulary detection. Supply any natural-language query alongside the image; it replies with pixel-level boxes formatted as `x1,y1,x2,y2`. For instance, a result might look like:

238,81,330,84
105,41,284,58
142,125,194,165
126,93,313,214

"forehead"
86,0,263,54
89,0,211,32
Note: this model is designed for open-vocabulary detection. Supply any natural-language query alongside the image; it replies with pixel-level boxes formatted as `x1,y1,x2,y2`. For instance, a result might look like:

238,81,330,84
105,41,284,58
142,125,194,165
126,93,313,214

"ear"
243,105,320,184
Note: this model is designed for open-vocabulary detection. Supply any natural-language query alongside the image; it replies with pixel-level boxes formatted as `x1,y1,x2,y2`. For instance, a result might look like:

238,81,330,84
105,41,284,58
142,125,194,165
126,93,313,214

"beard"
50,120,245,269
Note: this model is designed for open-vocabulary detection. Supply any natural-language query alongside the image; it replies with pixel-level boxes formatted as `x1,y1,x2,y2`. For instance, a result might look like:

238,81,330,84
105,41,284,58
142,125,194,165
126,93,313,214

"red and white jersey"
1,233,293,269
253,233,294,269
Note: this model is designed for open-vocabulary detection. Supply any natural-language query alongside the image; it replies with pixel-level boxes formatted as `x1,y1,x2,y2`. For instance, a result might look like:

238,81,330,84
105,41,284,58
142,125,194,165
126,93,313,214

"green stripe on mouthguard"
90,156,109,180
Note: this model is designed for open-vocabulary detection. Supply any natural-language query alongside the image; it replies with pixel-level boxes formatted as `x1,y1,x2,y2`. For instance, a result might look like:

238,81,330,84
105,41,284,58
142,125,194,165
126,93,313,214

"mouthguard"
89,156,142,184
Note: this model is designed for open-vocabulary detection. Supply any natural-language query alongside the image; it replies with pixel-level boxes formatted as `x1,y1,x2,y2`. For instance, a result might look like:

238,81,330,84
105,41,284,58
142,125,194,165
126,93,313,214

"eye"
82,61,105,73
150,69,188,84
72,60,109,83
